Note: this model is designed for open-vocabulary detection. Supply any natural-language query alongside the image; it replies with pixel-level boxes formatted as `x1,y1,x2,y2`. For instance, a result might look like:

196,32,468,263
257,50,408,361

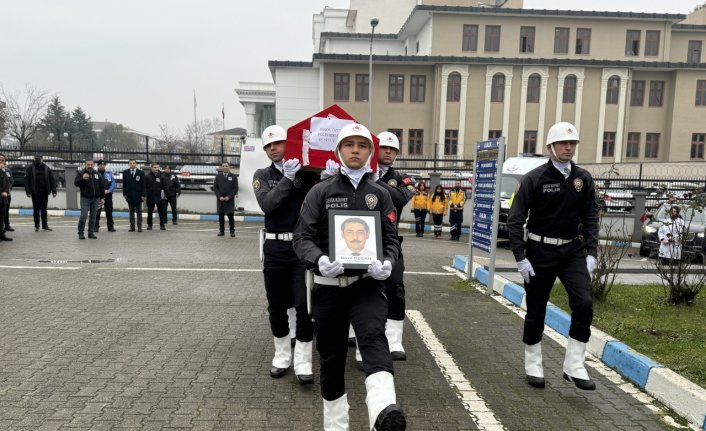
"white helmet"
377,131,400,151
261,125,286,147
546,122,580,146
335,123,374,168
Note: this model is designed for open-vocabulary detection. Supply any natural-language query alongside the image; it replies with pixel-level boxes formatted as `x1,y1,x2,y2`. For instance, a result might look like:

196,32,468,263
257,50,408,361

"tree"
96,123,139,154
0,84,50,152
68,106,97,150
0,98,7,137
155,123,183,154
38,96,71,149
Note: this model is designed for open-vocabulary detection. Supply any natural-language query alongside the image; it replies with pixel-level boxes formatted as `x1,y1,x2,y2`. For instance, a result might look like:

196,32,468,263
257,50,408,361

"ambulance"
497,155,549,238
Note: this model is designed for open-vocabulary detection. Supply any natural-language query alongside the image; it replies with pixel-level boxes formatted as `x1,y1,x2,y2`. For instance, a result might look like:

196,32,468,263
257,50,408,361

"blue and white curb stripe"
10,209,265,223
452,254,706,430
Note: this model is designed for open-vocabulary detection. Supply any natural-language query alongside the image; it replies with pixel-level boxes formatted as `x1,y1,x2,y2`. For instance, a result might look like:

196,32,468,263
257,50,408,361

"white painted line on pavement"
0,265,81,270
406,309,506,431
405,271,456,276
125,267,261,272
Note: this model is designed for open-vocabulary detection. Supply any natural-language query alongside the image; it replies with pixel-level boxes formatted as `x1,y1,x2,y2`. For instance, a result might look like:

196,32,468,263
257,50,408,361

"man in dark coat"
213,161,238,237
122,159,146,232
0,153,14,232
24,155,57,232
0,153,12,241
163,165,181,225
74,159,104,240
144,163,167,230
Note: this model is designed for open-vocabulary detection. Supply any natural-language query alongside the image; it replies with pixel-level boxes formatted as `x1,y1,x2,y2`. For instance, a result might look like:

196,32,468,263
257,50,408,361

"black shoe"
94,228,100,232
527,375,546,388
391,351,407,361
173,221,178,225
137,227,143,232
374,404,407,431
129,227,135,232
160,225,166,230
78,233,85,240
108,228,116,232
5,227,14,232
0,235,13,242
230,231,235,237
146,226,153,230
35,227,40,232
42,227,52,231
348,337,357,346
296,373,314,385
217,231,225,237
270,366,288,379
88,233,97,239
563,372,596,390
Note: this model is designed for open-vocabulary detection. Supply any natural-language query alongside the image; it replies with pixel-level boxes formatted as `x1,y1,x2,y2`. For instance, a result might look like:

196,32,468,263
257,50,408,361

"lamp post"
368,17,379,129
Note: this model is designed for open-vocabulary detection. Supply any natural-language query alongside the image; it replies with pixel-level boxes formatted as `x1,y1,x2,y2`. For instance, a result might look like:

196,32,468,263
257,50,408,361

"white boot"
385,319,406,360
524,342,545,388
270,336,292,378
365,371,406,431
563,337,596,390
287,307,297,344
293,340,314,384
323,394,349,431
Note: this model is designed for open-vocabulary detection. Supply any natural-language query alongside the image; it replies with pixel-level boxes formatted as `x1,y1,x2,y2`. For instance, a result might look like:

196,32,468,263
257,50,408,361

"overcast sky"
0,0,701,136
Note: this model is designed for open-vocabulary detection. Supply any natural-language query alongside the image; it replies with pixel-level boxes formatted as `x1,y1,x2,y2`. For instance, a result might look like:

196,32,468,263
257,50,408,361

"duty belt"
314,274,370,287
265,232,293,241
527,232,575,246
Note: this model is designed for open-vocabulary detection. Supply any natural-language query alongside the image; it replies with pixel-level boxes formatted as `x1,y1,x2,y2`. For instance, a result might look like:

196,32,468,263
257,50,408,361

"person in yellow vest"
428,185,448,239
411,182,431,237
448,180,466,241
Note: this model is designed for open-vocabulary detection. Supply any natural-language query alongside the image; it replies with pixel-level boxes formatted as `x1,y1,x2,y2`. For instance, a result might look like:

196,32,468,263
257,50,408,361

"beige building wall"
670,30,706,62
669,70,706,161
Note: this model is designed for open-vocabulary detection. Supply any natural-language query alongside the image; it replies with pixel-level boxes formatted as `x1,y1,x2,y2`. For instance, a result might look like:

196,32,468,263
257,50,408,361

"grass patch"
450,279,475,292
549,284,706,389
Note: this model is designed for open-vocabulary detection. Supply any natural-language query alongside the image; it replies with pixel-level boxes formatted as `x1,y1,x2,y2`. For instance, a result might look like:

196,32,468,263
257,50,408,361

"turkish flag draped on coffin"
285,104,379,172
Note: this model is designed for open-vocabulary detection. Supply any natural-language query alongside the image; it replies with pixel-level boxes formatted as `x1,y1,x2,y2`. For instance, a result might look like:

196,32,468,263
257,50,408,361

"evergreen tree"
39,96,71,149
69,106,97,150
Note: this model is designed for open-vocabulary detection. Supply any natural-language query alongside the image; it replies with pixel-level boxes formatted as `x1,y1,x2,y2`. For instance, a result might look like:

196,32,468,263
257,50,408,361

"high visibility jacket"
449,188,466,210
411,192,430,210
428,194,448,215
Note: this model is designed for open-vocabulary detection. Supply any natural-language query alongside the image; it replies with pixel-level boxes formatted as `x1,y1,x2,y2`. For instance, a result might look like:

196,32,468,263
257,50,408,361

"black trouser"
95,193,114,230
31,194,49,228
449,209,463,238
262,239,313,342
127,201,143,229
386,251,405,321
146,200,167,227
414,209,427,235
218,213,234,233
166,195,178,222
0,200,6,235
4,194,11,229
523,239,593,345
432,213,444,237
313,276,392,401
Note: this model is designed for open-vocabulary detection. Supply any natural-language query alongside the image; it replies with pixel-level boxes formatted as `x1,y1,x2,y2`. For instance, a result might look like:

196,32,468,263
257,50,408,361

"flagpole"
193,89,198,150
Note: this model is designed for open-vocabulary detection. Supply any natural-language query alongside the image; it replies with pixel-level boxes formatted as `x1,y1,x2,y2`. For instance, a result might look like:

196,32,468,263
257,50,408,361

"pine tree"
69,106,97,150
39,96,71,149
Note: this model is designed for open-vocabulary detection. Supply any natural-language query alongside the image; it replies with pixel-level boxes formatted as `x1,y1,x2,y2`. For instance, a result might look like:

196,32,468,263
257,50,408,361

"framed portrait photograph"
328,210,384,269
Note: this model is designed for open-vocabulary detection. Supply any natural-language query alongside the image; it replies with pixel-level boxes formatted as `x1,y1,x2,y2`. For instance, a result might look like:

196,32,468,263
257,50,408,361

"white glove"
371,169,380,182
320,159,340,180
517,258,535,283
368,260,392,280
318,255,344,278
282,158,301,181
586,255,597,274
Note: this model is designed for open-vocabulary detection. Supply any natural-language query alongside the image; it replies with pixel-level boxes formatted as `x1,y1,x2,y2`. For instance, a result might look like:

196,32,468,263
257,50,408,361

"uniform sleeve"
213,176,220,197
24,166,32,195
293,186,326,269
658,224,668,242
48,167,57,193
443,196,449,215
507,175,533,262
232,175,239,197
74,171,85,188
581,174,600,258
175,176,181,194
108,174,116,193
253,169,294,214
378,189,401,266
460,190,466,208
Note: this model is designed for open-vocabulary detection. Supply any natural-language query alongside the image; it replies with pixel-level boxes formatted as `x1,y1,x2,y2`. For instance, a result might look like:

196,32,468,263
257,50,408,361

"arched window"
447,72,461,102
491,73,505,102
527,73,541,103
606,75,620,104
563,74,577,103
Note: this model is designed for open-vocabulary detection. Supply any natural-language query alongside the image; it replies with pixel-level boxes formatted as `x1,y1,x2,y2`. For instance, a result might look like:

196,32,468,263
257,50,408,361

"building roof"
207,127,247,136
320,32,400,40
672,24,706,31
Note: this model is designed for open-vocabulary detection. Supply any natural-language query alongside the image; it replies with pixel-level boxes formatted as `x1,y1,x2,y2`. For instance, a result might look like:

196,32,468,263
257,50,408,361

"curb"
9,209,265,223
452,254,706,430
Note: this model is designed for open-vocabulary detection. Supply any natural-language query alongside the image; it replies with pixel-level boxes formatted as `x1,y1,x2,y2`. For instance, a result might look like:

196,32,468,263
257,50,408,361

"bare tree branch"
0,84,51,152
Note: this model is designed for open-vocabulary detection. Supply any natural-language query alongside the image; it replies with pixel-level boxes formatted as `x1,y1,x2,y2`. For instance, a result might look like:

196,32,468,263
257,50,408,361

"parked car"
639,204,706,261
8,156,66,188
594,179,633,213
177,164,219,190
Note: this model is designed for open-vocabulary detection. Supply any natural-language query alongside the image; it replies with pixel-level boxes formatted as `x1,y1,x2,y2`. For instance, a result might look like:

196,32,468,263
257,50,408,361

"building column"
517,76,529,155
537,75,548,152
438,72,449,159
614,78,629,163
555,80,565,124
482,73,493,143
243,103,257,137
502,72,513,141
595,77,608,163
457,74,469,159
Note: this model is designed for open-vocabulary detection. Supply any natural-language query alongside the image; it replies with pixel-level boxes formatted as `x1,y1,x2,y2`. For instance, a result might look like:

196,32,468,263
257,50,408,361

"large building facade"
268,1,706,164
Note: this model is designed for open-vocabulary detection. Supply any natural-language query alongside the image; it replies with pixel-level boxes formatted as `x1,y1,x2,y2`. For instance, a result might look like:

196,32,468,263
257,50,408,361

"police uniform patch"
387,179,397,187
252,178,261,191
365,194,378,209
294,177,302,188
573,178,583,192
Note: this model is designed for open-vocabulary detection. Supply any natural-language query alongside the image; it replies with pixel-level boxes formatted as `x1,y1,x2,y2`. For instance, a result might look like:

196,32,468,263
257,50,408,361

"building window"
408,129,423,155
602,132,616,157
688,40,702,63
645,133,659,158
334,73,349,101
485,25,501,52
489,130,502,139
388,75,404,102
626,132,640,158
625,30,641,56
606,76,620,105
447,72,461,102
563,75,577,103
649,81,664,107
576,28,591,54
444,130,458,156
691,133,705,159
696,80,706,106
491,73,505,102
462,24,478,52
527,74,541,103
523,131,537,153
554,27,569,54
410,75,426,102
520,26,535,53
355,74,369,102
631,80,645,106
645,31,660,56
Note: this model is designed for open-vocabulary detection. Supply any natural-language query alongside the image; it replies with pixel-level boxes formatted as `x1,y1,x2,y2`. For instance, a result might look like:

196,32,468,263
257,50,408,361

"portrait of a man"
338,217,376,258
328,211,383,268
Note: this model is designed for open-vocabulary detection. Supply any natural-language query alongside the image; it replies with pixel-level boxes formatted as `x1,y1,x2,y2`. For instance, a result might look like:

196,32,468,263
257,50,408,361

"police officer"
74,159,104,240
448,180,466,241
163,165,181,225
213,162,238,237
294,123,406,430
122,159,146,232
144,163,167,230
253,124,316,384
94,160,116,232
507,121,599,391
0,153,15,233
0,153,12,242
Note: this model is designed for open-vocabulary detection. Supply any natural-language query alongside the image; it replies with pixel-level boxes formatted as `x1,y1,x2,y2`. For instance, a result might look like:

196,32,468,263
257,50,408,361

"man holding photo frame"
294,123,406,430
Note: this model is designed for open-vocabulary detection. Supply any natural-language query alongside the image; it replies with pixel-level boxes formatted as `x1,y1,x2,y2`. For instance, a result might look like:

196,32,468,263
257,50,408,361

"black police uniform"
377,167,415,326
0,167,10,239
144,171,167,229
2,165,13,231
507,160,599,345
163,172,181,224
293,172,400,401
253,164,316,346
122,167,146,231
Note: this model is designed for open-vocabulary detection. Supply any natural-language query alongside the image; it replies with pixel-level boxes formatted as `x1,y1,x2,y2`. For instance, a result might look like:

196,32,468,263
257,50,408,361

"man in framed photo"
294,123,406,430
337,217,377,258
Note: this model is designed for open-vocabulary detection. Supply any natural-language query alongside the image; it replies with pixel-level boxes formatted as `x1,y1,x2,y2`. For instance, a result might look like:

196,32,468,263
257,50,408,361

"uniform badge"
294,177,302,188
573,178,583,192
252,178,261,191
365,194,378,209
387,179,397,187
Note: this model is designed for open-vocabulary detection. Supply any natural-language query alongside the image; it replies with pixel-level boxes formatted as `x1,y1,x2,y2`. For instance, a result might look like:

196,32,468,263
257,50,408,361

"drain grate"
38,259,117,264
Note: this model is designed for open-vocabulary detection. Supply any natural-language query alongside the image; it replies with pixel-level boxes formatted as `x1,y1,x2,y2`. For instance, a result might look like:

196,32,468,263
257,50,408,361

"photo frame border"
328,209,383,269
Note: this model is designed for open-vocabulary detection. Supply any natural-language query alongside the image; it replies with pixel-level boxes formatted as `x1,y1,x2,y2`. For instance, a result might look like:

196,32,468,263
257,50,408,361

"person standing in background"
122,159,146,232
24,155,57,232
428,185,448,239
213,162,238,237
94,160,116,232
448,180,466,241
411,182,430,238
0,153,15,233
163,165,181,225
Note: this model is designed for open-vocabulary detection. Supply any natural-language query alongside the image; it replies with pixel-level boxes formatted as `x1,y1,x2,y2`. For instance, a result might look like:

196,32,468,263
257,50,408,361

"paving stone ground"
0,215,676,430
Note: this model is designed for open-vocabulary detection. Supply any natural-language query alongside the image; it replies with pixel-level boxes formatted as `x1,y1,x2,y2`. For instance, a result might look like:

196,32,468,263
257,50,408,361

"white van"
497,155,549,237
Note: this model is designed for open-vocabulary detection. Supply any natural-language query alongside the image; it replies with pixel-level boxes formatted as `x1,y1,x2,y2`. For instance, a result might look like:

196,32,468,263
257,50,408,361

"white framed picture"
328,210,383,269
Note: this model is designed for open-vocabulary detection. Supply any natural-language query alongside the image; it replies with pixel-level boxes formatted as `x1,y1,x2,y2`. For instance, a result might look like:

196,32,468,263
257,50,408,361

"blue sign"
471,140,500,252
